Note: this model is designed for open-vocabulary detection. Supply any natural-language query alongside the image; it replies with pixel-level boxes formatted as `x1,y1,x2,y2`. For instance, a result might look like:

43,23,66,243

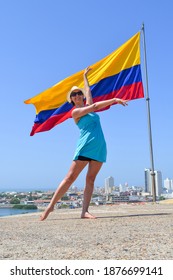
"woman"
40,67,128,220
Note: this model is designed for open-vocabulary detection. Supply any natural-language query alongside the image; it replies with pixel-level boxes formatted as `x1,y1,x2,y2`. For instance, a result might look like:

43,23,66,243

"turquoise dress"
73,112,107,162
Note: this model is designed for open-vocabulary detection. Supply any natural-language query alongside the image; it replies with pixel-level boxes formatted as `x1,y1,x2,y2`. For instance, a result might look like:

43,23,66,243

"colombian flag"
24,32,144,136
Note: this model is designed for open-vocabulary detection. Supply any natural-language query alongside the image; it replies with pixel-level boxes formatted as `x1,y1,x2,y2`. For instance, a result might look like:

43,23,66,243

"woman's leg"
81,161,103,219
40,160,88,221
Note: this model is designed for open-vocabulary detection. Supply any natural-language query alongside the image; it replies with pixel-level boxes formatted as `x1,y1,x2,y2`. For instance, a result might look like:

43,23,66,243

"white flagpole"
141,23,156,202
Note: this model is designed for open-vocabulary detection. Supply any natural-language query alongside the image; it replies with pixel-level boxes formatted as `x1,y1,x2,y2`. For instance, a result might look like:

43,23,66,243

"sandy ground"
0,202,173,260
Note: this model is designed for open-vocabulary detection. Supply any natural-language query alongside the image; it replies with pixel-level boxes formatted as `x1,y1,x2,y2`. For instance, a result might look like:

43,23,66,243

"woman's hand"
84,66,92,76
115,98,128,106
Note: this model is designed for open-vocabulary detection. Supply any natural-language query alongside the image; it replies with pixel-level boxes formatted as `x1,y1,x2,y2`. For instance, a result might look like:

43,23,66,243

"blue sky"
0,0,172,191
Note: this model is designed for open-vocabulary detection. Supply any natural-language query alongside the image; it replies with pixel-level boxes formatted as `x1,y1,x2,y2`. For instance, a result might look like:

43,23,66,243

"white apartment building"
164,178,173,192
105,176,114,194
144,168,151,193
155,170,162,196
144,168,162,197
119,183,127,192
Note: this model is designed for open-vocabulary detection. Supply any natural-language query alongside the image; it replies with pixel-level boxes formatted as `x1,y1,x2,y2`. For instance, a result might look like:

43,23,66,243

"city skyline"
1,167,173,194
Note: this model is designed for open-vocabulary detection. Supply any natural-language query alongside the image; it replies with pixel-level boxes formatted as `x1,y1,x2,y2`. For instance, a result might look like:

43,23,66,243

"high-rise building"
119,183,127,192
144,168,162,196
164,178,173,191
145,168,151,193
154,170,162,196
105,176,114,194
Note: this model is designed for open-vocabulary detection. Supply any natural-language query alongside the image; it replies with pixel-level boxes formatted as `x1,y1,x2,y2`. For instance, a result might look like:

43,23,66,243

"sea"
0,187,51,217
0,207,41,218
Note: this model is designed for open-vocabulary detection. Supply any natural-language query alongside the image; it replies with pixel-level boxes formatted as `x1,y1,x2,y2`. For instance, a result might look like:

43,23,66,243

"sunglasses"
70,91,83,97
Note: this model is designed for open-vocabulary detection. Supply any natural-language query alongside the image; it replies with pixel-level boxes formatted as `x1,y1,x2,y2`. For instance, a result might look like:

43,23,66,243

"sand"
0,203,173,260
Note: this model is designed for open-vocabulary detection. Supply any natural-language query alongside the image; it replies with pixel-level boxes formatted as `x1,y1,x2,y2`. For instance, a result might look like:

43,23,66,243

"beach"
0,202,173,260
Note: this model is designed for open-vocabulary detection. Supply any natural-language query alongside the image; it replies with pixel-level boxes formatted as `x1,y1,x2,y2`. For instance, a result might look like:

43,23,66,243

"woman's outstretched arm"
72,97,128,120
83,66,93,105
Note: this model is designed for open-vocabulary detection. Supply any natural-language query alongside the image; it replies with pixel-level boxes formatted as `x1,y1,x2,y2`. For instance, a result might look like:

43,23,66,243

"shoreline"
0,199,173,218
0,207,41,219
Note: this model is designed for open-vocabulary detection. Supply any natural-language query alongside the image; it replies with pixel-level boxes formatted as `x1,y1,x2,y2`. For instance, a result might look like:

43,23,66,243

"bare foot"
81,212,96,219
40,206,54,221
